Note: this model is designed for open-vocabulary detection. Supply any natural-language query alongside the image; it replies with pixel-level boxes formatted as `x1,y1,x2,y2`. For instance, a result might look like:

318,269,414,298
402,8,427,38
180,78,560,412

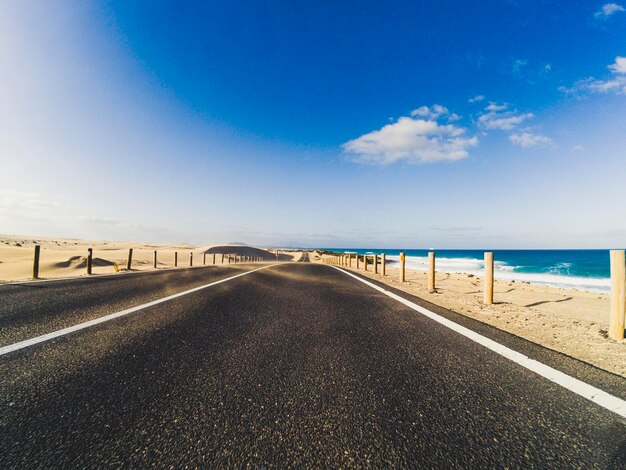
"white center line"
0,264,278,356
331,265,626,419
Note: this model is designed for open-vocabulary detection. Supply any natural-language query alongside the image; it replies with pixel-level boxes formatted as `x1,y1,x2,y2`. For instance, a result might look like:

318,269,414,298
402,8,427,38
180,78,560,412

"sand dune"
0,236,297,281
203,245,299,261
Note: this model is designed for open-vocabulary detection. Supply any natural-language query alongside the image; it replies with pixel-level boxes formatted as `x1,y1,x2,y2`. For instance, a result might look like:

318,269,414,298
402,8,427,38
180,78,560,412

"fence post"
399,252,405,282
203,252,206,265
174,251,178,267
153,250,157,269
87,248,93,275
374,254,378,274
381,253,386,276
364,255,368,271
190,252,193,267
428,251,436,291
127,248,133,271
213,253,216,265
221,254,224,264
32,244,41,279
610,250,625,340
484,252,494,305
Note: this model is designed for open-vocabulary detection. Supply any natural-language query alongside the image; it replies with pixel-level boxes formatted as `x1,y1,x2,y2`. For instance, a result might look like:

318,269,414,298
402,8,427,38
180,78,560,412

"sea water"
318,249,616,293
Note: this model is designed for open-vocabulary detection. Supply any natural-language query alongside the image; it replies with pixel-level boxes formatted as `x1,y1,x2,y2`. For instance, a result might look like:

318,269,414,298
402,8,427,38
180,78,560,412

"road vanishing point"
1,259,625,467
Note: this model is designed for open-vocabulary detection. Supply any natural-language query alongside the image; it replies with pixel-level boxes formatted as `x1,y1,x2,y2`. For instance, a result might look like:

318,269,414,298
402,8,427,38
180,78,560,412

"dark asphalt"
0,264,265,347
0,262,625,468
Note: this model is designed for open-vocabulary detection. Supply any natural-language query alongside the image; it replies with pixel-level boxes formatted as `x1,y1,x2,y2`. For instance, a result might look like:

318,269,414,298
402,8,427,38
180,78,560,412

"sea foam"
385,255,610,293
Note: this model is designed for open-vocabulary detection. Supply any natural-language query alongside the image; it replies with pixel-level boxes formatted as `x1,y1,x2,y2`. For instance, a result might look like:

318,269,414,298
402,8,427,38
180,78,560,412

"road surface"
0,262,624,467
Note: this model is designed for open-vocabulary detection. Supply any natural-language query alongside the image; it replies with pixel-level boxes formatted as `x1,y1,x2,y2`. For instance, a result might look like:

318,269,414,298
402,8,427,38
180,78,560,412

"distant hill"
203,245,296,261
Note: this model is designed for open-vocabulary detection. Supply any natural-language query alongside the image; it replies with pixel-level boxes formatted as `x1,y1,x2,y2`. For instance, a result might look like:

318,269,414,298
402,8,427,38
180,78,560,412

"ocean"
317,249,617,293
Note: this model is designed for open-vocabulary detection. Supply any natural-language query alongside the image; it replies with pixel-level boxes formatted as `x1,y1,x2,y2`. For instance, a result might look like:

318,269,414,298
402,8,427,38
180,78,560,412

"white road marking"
0,264,278,356
331,265,626,419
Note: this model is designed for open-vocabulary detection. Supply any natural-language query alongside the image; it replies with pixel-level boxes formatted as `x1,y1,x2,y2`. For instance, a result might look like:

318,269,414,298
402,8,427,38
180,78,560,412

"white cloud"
476,103,553,148
560,56,626,95
343,106,478,165
484,102,508,112
594,3,625,18
478,102,534,130
571,145,585,152
509,132,553,148
609,56,626,74
512,58,528,75
0,190,62,214
410,104,449,120
469,95,485,103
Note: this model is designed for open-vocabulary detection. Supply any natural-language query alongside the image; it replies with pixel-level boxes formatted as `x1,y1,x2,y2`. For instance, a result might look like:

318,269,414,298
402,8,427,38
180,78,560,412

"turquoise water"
317,249,618,292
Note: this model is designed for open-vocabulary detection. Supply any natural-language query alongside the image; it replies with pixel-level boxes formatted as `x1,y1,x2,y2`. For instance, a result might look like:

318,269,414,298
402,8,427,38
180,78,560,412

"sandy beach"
313,252,626,377
0,235,301,281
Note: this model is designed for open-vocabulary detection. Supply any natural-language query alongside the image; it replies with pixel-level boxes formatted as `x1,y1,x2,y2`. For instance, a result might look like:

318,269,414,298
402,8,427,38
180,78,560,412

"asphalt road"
0,262,625,468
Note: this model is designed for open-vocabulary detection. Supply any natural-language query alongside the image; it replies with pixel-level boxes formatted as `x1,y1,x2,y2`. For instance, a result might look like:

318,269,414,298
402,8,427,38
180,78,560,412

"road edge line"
0,264,279,356
330,265,626,420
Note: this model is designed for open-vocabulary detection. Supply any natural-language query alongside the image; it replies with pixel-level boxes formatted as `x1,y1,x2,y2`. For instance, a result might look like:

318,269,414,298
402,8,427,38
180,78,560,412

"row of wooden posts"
326,250,626,341
31,245,264,278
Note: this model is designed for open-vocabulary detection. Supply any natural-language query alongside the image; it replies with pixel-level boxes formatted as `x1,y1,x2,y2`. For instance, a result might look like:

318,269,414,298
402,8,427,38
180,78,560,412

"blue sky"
1,1,625,248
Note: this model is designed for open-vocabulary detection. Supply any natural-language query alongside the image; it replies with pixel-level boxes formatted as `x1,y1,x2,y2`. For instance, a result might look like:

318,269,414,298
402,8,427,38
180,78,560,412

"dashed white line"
331,265,626,419
0,264,278,356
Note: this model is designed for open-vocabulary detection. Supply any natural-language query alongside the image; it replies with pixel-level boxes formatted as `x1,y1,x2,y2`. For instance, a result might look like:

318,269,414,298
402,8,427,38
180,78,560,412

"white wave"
384,255,610,293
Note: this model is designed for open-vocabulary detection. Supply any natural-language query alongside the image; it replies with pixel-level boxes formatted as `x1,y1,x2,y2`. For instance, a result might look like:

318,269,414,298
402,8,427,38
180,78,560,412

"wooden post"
213,253,216,265
381,253,386,276
399,252,405,282
356,255,360,269
428,251,436,291
374,254,378,274
190,252,193,267
33,244,41,279
153,250,157,269
484,252,494,305
221,253,224,264
203,252,206,265
87,248,93,275
174,251,178,267
363,255,368,271
127,248,133,271
610,250,625,340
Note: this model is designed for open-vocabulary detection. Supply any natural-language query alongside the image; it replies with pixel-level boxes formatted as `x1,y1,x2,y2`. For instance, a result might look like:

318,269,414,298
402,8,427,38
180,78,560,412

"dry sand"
0,235,301,281
315,252,626,377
